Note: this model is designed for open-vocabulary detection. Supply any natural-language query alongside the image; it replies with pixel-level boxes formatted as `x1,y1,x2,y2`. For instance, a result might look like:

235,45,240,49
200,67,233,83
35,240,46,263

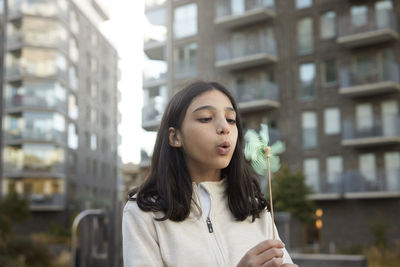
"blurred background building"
0,0,121,266
141,0,400,251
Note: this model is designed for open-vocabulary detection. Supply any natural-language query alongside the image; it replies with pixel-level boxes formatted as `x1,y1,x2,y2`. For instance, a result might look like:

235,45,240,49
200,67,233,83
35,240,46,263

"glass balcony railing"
340,62,400,88
215,0,274,19
174,59,197,79
343,115,400,140
145,0,166,10
4,161,65,174
142,85,168,125
315,168,400,195
3,177,66,208
5,128,65,143
7,32,22,48
8,0,68,19
216,34,276,62
5,84,67,112
234,80,278,103
6,63,68,81
143,59,167,84
338,10,398,38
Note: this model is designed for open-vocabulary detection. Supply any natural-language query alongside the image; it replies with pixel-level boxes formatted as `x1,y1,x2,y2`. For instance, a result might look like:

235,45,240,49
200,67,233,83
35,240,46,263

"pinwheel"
244,124,285,239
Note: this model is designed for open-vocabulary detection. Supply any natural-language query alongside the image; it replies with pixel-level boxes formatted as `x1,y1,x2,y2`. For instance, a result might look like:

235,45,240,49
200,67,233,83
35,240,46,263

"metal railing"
215,0,274,19
343,115,400,140
315,168,400,194
216,34,276,62
338,10,398,37
340,62,400,88
234,79,279,103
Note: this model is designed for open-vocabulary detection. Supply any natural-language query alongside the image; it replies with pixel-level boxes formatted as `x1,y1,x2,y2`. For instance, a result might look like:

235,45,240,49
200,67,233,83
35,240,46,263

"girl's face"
173,89,238,177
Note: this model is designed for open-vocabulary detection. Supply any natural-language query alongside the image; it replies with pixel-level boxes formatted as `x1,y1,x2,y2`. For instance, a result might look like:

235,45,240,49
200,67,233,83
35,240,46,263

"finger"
257,247,284,265
249,239,284,255
281,264,299,267
261,257,283,267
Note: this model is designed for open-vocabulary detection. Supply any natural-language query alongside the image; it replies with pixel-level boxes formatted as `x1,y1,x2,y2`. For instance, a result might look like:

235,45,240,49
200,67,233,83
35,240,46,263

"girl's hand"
237,239,287,267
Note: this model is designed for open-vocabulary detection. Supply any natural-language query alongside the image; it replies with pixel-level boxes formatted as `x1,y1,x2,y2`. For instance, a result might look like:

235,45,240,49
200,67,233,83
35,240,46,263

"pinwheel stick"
264,146,276,240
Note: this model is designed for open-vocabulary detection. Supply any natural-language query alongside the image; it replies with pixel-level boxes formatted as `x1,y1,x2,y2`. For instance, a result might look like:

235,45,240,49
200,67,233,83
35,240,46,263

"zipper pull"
206,217,213,233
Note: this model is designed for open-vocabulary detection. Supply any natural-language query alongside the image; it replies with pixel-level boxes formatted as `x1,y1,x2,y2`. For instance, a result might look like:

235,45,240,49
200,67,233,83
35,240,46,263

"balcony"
337,10,399,48
2,177,66,211
215,35,277,71
142,85,168,130
339,62,400,97
4,162,66,177
175,58,197,80
234,80,279,112
7,0,68,21
5,127,65,144
5,86,67,113
5,63,68,82
309,169,400,200
214,0,275,28
143,59,167,88
342,115,400,147
145,0,166,11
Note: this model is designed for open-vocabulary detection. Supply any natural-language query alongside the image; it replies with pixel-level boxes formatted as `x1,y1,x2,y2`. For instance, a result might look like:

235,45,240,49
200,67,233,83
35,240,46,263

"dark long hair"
129,81,267,222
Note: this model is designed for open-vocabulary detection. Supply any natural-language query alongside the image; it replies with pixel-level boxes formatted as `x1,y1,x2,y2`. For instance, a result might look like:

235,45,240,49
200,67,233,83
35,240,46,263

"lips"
217,141,231,155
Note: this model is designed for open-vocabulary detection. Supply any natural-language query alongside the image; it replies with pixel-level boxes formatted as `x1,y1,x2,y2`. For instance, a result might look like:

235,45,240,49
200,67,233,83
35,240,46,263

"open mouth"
217,142,231,155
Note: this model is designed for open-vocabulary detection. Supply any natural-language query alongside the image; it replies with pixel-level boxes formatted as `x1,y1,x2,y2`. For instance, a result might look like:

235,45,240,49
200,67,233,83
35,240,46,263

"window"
320,11,336,39
359,153,376,182
324,108,341,135
381,100,398,137
327,156,343,187
299,62,316,100
356,103,373,131
375,0,393,29
68,123,78,149
304,158,319,192
351,5,368,29
322,59,337,86
302,111,317,148
174,43,197,78
68,94,78,120
296,0,312,9
91,133,97,150
297,17,313,54
174,3,197,39
385,152,400,191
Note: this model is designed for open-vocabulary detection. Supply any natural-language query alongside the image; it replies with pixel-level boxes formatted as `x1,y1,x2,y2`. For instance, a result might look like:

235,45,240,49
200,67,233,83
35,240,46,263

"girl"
123,81,297,267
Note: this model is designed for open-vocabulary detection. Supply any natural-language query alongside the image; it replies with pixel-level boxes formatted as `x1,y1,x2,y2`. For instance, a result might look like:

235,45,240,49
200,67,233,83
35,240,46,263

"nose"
217,119,230,135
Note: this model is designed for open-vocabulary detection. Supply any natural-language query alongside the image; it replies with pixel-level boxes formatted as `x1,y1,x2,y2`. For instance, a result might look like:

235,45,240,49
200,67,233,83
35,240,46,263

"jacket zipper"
205,196,226,267
194,184,226,266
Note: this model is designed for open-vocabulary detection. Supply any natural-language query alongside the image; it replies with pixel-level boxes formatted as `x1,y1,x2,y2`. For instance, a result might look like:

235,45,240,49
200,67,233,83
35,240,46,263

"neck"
187,164,221,184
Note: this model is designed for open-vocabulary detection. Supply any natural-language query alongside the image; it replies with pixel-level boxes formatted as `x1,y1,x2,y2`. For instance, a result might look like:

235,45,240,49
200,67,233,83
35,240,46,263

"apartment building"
1,0,121,265
142,0,400,250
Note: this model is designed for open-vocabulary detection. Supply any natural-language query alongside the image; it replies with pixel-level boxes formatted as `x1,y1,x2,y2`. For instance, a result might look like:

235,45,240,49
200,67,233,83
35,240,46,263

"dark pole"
0,0,8,197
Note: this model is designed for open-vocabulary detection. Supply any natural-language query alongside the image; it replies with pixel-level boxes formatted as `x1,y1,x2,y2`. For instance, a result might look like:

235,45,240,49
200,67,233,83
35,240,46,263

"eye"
226,118,236,124
198,117,212,123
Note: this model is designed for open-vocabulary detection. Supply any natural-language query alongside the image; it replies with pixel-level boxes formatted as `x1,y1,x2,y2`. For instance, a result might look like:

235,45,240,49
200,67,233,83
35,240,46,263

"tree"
268,165,316,223
0,193,54,267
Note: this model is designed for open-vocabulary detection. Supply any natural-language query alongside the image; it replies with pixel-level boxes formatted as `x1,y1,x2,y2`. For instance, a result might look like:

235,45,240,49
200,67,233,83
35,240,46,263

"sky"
101,0,157,164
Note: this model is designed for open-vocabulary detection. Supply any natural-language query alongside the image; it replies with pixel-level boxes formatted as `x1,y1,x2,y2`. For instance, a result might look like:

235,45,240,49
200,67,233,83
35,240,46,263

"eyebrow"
192,105,236,113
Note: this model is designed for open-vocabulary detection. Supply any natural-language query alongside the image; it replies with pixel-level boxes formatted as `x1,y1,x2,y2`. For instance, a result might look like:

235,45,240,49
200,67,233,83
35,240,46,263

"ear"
168,127,182,147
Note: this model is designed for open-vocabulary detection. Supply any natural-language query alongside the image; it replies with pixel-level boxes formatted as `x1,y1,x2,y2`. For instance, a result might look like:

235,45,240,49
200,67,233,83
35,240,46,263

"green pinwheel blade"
250,149,267,175
244,129,263,161
271,141,285,155
269,156,281,173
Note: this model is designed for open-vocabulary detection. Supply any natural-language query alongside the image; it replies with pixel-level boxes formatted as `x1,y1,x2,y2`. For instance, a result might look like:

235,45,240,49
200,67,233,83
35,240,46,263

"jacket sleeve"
265,212,294,264
122,201,164,267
